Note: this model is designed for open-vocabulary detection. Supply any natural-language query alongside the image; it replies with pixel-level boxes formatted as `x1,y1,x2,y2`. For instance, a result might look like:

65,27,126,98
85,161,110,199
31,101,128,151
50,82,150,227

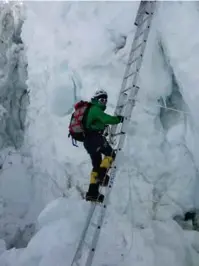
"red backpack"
68,101,91,143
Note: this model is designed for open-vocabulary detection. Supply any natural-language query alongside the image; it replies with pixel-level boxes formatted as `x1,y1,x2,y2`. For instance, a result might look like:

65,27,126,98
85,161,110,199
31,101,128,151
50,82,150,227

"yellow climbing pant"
100,156,114,169
89,157,114,184
90,171,98,184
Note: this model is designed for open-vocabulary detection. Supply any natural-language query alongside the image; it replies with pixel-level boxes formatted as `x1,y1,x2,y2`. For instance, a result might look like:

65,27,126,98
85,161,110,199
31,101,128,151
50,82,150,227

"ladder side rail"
113,4,149,117
85,136,126,266
85,2,157,265
118,19,146,92
71,204,97,266
72,121,129,266
114,26,142,114
126,2,156,106
85,128,127,266
71,3,157,266
121,15,151,85
135,1,149,26
121,3,156,127
110,7,153,143
110,25,150,142
111,0,157,170
129,3,155,81
118,2,155,102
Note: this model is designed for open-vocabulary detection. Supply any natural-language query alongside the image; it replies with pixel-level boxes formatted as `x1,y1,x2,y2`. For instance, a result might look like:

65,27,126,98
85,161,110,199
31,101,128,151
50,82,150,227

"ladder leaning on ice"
71,1,157,266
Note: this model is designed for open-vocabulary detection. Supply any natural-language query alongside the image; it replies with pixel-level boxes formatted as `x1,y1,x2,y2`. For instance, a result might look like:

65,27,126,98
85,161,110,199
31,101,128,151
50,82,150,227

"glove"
117,115,124,123
103,125,110,137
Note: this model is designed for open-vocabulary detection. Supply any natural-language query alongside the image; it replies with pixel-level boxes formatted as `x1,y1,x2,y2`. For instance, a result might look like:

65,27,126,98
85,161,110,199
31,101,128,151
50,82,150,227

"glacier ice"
0,2,28,149
0,1,199,266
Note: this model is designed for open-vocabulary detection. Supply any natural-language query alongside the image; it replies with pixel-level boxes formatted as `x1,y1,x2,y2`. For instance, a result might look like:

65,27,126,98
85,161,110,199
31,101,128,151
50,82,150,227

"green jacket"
85,99,120,131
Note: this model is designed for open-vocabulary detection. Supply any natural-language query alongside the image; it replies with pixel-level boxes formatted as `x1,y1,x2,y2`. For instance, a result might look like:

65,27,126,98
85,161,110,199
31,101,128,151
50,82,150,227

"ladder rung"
111,131,125,137
124,71,137,80
128,98,136,104
131,42,143,54
138,13,151,27
134,1,148,25
120,91,128,97
121,86,131,93
134,8,150,26
121,85,139,94
118,98,136,108
84,240,91,249
136,10,151,26
128,54,142,65
134,27,148,41
91,222,99,228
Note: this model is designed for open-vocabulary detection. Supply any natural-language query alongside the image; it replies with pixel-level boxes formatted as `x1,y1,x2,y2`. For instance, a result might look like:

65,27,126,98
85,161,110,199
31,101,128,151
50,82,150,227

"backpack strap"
68,132,79,147
72,138,78,147
82,102,92,132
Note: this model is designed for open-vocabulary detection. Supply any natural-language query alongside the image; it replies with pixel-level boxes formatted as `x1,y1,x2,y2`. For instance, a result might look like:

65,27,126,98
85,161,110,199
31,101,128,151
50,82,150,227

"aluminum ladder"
71,2,156,266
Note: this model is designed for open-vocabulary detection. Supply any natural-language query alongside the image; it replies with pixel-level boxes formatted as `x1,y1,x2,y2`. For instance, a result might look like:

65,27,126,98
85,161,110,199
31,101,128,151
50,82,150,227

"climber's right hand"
117,115,124,123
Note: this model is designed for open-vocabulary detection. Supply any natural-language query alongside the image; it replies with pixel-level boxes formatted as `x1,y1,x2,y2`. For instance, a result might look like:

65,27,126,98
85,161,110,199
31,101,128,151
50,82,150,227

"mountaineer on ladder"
70,1,157,265
69,89,123,202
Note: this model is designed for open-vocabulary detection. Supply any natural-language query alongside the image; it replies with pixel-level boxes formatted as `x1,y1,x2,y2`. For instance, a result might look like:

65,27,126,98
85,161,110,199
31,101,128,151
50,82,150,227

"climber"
83,89,123,203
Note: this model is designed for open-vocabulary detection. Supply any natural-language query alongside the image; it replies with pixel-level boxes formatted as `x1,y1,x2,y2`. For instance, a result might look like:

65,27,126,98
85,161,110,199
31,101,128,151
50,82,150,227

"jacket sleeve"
93,107,120,125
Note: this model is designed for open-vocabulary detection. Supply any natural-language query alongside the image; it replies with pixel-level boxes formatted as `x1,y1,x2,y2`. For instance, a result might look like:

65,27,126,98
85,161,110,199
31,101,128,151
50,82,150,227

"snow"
0,239,6,255
1,1,199,266
36,197,87,230
1,198,199,266
0,147,35,247
50,68,82,117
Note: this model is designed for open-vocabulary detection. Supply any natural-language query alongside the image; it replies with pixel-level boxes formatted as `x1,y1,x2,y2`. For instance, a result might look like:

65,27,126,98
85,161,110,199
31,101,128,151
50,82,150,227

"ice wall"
0,2,31,248
4,1,199,266
114,2,199,227
21,0,199,229
21,1,139,204
0,2,28,149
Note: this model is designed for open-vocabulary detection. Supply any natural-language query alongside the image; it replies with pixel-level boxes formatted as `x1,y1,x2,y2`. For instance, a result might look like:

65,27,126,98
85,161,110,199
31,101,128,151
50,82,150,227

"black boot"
86,183,104,203
97,174,110,186
184,211,196,221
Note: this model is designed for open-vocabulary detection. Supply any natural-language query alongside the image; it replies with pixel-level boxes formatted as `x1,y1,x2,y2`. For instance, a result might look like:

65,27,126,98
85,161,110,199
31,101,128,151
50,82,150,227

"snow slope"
1,1,199,266
1,197,199,266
